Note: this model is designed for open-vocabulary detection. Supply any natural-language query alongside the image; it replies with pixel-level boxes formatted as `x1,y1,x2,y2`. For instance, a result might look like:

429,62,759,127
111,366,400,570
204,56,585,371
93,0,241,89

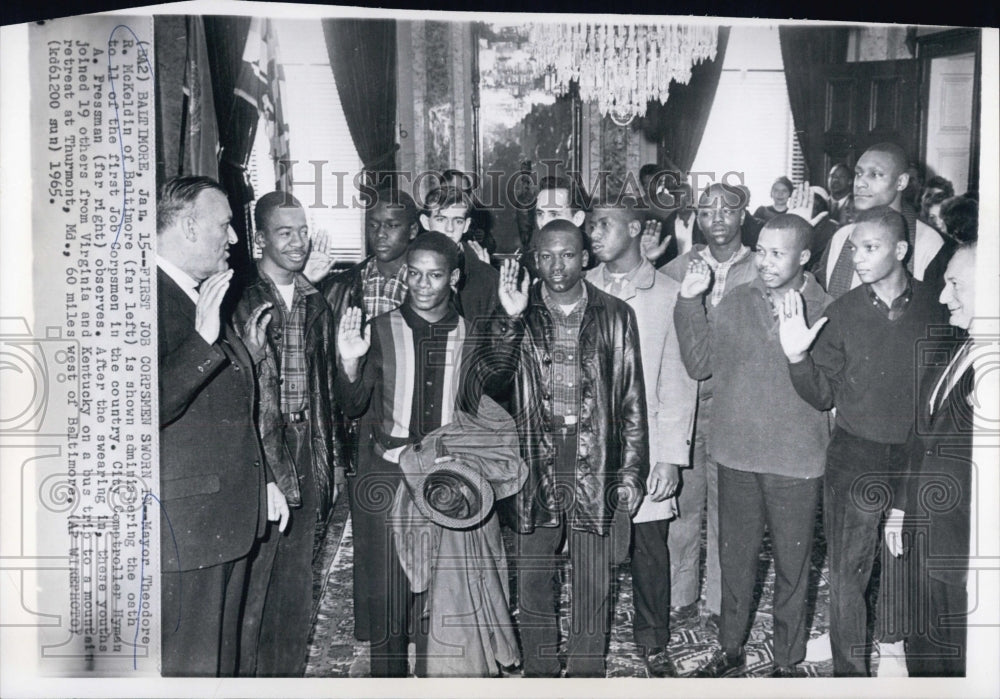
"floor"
303,494,841,678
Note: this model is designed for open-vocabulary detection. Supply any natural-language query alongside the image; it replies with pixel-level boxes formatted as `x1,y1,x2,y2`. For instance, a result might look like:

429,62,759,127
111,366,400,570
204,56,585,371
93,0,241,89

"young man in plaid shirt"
235,191,343,675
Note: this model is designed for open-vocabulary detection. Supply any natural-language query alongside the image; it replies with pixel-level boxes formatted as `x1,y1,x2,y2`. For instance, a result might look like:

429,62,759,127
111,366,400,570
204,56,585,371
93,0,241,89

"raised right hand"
303,228,336,284
778,290,828,362
337,306,371,361
195,269,233,345
498,258,529,317
679,259,712,298
640,219,671,262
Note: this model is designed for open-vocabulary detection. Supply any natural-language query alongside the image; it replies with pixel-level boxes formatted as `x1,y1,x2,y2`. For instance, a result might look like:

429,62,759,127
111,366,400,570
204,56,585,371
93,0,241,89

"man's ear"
581,248,590,268
254,229,266,252
183,213,199,242
572,210,586,228
799,248,812,268
895,240,909,262
895,171,910,192
408,220,420,240
628,219,642,239
740,210,746,225
449,267,461,288
461,217,472,235
419,214,431,232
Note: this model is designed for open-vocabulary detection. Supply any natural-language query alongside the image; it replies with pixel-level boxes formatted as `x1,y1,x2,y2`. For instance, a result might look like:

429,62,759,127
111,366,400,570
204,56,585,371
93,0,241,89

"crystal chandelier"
526,23,719,125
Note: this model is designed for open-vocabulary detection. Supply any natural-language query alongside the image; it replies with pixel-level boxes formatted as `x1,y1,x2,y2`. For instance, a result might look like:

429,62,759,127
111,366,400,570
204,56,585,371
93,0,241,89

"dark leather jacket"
318,258,374,472
474,281,649,535
235,270,343,521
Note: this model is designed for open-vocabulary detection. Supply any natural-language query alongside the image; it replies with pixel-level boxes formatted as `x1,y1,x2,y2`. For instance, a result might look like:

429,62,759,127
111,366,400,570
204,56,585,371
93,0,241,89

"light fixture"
526,23,719,124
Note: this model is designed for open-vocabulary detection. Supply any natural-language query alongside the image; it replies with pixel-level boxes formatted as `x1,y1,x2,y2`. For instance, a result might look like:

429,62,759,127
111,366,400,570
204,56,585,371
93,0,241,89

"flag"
179,16,219,179
234,18,292,192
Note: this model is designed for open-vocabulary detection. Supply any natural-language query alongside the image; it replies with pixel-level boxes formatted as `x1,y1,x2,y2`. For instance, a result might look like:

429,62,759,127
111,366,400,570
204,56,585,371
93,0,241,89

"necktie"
826,240,856,299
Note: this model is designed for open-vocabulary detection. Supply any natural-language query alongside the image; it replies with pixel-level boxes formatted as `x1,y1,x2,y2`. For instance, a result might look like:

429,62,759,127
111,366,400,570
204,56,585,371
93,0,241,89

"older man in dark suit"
901,242,978,676
156,176,286,676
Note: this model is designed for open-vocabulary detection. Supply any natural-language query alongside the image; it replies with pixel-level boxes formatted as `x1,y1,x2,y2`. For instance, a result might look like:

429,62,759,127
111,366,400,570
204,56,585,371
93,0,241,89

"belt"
284,409,310,424
373,440,406,464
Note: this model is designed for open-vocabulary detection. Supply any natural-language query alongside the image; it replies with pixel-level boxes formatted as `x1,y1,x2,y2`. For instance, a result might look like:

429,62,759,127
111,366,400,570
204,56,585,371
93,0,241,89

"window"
690,26,802,213
248,19,365,262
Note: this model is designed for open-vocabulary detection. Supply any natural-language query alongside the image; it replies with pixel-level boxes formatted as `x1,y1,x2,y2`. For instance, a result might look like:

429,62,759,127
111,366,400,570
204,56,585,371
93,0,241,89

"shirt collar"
256,263,319,300
364,257,408,283
697,244,751,269
541,281,588,316
399,300,459,331
865,277,914,315
156,254,200,304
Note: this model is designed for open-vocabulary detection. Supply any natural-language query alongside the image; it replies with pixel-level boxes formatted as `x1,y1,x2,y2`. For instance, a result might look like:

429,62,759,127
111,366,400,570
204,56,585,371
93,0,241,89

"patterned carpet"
304,495,838,678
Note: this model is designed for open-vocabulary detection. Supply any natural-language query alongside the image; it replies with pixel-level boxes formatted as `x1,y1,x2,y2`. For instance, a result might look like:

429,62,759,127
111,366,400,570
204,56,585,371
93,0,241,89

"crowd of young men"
156,138,979,678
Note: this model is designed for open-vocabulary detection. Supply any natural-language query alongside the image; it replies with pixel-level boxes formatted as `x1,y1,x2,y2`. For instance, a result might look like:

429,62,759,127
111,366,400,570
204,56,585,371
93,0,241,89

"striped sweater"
336,303,475,453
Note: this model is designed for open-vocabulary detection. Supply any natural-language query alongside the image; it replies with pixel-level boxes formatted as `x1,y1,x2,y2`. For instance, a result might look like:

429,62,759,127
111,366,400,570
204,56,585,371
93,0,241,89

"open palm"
778,291,828,361
337,306,371,361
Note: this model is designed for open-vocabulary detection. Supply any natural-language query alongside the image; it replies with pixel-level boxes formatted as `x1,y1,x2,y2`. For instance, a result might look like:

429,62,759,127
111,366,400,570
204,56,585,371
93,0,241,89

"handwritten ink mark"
133,491,179,670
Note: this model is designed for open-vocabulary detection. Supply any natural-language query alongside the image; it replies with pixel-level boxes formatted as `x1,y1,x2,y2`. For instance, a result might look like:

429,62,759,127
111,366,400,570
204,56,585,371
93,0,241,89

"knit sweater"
788,277,948,445
674,274,833,478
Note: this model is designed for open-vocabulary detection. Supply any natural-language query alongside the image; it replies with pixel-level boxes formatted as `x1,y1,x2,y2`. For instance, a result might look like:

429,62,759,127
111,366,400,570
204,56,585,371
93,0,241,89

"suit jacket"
903,335,975,587
158,269,268,572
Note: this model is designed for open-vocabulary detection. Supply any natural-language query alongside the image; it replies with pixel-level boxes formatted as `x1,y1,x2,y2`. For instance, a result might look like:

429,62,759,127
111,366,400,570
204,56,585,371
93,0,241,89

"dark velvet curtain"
202,15,257,284
322,18,398,184
779,27,849,181
779,27,825,183
641,26,730,175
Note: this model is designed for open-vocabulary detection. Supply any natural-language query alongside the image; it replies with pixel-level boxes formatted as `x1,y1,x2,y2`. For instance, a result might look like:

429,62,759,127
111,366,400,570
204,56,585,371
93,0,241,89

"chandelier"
526,23,719,125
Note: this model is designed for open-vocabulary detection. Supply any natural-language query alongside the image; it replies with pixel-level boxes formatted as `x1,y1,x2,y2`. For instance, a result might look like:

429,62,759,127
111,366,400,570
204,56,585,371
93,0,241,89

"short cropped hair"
866,142,908,173
408,230,460,272
441,169,475,193
537,218,586,248
699,182,748,210
941,196,978,243
254,190,303,232
537,175,589,214
157,176,227,234
854,205,908,243
423,186,473,216
363,186,419,224
590,195,644,225
761,213,813,252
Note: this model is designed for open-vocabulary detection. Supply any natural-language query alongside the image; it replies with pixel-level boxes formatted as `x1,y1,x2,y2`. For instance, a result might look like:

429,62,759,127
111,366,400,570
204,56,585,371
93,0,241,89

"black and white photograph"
0,2,997,696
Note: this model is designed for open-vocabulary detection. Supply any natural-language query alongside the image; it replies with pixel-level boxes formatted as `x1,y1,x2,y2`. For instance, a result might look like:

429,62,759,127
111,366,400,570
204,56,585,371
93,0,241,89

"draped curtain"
779,27,825,182
643,26,731,176
322,18,398,185
779,27,849,181
203,15,257,283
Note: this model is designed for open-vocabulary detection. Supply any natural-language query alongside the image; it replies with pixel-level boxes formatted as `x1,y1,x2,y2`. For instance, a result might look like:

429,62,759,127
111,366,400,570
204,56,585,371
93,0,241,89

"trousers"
162,556,248,676
667,390,720,613
631,519,672,651
517,428,615,677
717,464,821,667
239,421,317,676
824,427,908,676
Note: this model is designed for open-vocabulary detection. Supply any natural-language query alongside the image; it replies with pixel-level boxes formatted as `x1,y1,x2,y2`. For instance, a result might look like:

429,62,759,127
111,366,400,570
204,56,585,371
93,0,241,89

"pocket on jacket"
161,474,222,501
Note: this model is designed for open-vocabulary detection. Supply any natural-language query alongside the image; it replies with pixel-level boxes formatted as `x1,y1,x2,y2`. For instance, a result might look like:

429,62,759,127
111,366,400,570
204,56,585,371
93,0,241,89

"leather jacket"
235,270,344,521
475,280,649,535
318,258,373,473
